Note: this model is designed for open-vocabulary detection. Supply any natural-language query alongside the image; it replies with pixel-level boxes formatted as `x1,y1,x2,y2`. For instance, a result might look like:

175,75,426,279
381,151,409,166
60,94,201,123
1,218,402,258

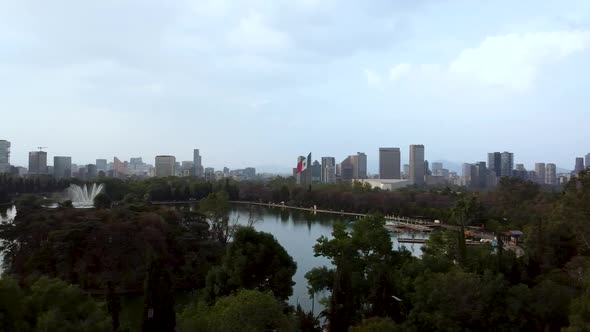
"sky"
2,0,590,173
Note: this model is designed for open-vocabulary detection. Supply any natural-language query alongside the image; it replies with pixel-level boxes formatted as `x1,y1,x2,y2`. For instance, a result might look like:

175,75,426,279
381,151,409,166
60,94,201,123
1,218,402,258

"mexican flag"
296,153,311,174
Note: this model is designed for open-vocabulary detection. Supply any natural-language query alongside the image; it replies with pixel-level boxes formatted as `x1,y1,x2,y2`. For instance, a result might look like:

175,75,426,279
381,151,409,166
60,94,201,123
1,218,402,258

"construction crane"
37,146,47,151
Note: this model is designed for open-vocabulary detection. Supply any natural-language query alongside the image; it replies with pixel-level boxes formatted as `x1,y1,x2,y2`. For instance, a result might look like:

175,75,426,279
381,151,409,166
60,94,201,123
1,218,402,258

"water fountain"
66,183,105,208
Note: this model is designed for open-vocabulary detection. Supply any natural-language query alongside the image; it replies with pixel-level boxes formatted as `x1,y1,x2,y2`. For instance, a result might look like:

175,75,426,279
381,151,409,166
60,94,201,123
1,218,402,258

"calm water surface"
0,204,426,315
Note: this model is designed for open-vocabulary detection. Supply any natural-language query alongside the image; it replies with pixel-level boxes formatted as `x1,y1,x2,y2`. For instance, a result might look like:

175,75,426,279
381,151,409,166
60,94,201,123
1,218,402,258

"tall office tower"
475,161,487,189
487,152,502,178
193,149,203,177
311,160,321,184
357,152,367,179
535,163,546,184
431,162,443,173
409,144,425,185
586,153,590,171
462,163,473,187
28,151,48,175
575,157,585,174
424,160,431,176
321,157,336,183
53,156,72,179
340,156,355,180
0,140,10,173
546,163,557,185
155,155,176,177
96,159,107,171
500,152,514,177
379,148,401,179
113,157,127,177
335,163,342,177
402,164,410,179
86,164,97,179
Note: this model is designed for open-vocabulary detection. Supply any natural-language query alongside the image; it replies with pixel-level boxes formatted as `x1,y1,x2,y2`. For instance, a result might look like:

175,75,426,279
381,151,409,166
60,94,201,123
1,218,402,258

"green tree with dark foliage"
141,259,175,332
93,192,112,209
205,226,297,303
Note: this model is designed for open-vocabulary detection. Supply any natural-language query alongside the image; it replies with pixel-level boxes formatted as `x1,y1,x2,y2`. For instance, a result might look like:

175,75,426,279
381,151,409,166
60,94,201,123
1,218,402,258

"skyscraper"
96,159,107,171
546,163,557,185
474,161,487,189
28,151,48,175
311,160,321,184
86,164,98,179
586,153,590,171
462,163,473,187
487,152,502,178
53,156,72,179
340,156,354,180
357,152,367,179
0,140,10,174
409,144,425,185
575,157,585,174
321,157,336,183
193,149,203,177
535,163,546,184
379,147,401,179
155,155,176,177
500,152,514,177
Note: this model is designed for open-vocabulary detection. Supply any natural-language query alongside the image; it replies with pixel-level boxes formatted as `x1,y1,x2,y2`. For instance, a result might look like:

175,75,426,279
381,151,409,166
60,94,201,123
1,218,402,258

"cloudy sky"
2,0,589,173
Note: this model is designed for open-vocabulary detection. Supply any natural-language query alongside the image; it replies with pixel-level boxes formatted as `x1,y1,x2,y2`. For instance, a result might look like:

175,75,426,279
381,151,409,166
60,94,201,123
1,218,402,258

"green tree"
93,193,112,209
349,317,399,332
205,226,296,302
141,259,175,332
200,192,232,244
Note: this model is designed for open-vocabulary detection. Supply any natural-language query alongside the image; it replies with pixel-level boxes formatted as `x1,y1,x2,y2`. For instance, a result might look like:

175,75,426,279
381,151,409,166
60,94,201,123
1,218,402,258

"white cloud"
379,30,590,91
364,69,383,87
227,12,293,54
449,31,590,91
389,63,412,81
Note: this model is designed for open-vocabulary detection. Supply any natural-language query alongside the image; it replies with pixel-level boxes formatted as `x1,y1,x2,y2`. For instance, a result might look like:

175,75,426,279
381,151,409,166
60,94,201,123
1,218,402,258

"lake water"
0,204,427,315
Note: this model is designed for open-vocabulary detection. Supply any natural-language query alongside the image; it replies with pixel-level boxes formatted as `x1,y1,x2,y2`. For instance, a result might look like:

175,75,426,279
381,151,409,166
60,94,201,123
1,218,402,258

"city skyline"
2,1,590,172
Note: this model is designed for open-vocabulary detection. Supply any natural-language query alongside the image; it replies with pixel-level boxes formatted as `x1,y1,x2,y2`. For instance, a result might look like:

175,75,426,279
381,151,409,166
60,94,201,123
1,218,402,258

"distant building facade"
193,149,203,177
546,163,557,185
96,159,107,172
500,152,514,178
409,144,425,185
0,140,10,173
155,155,176,177
53,156,72,179
575,157,585,174
535,163,546,184
28,151,48,175
321,157,336,183
379,147,401,179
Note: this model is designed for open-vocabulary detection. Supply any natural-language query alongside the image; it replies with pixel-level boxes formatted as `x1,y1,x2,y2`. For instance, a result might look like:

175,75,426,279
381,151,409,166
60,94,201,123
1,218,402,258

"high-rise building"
311,160,321,184
535,163,546,184
0,140,10,173
357,152,367,179
500,152,514,177
28,151,48,175
431,162,443,173
575,157,585,174
53,156,72,179
379,147,401,179
155,155,176,177
424,160,431,176
474,161,487,189
487,152,502,178
113,157,127,177
409,144,425,185
87,164,97,179
193,149,203,177
546,163,557,185
244,167,256,179
462,163,473,187
321,157,336,183
402,164,410,179
340,156,355,180
586,154,590,172
96,159,107,171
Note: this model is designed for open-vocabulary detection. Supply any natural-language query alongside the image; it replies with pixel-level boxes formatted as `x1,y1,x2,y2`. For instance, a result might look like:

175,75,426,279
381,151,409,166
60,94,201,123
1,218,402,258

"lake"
0,203,427,315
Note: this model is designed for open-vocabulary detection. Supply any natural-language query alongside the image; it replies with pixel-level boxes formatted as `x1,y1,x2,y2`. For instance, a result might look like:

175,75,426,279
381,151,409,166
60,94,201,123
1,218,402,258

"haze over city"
2,1,590,172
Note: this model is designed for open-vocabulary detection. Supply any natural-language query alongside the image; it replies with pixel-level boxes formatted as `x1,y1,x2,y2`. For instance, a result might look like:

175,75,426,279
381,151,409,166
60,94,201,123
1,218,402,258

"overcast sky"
2,0,590,173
